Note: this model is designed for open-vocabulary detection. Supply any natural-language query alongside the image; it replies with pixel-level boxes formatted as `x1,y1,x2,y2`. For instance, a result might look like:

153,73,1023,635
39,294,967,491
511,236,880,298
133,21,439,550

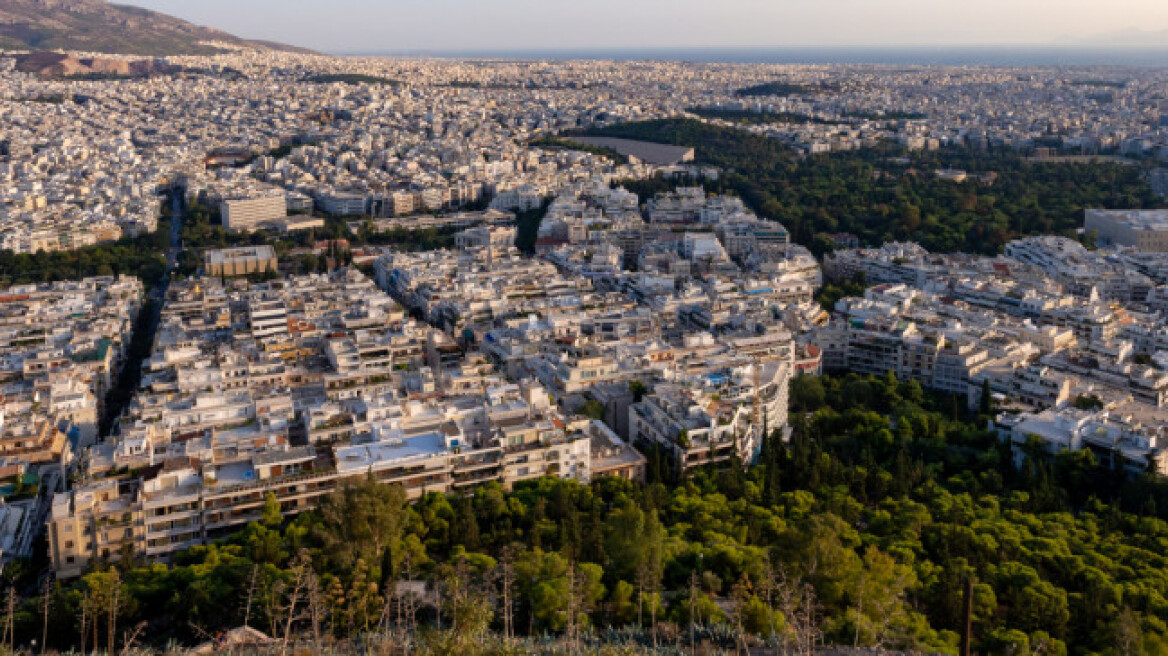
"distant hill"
9,50,178,77
0,0,312,56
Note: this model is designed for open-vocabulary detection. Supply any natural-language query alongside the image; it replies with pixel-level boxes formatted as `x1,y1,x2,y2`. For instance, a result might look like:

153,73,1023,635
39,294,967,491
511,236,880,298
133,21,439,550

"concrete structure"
1086,209,1168,252
994,404,1168,476
204,246,278,277
566,137,695,166
220,195,288,232
317,191,368,217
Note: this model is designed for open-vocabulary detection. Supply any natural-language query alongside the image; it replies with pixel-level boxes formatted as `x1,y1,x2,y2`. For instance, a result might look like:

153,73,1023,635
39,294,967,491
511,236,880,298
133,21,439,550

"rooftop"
334,431,448,474
205,246,278,265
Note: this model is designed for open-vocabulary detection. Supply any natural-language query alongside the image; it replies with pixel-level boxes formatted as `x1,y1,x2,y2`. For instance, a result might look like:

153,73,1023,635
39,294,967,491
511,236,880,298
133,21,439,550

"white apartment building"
317,191,369,217
995,405,1168,476
248,300,289,340
221,195,288,232
1086,209,1168,252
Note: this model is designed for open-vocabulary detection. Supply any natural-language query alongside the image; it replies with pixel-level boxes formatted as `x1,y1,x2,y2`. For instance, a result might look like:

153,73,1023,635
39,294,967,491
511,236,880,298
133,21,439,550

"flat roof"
335,431,447,474
1087,209,1168,231
205,245,278,264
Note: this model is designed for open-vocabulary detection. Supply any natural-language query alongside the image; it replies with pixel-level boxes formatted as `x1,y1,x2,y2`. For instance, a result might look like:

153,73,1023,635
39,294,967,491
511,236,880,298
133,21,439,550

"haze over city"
121,0,1168,54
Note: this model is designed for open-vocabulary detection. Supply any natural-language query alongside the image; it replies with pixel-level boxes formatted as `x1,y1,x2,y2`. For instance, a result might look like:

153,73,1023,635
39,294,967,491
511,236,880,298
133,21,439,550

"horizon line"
319,44,1168,67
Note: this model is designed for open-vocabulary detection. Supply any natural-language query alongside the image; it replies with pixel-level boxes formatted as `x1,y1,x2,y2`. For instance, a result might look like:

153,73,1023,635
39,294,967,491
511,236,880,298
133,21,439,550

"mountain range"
0,0,310,56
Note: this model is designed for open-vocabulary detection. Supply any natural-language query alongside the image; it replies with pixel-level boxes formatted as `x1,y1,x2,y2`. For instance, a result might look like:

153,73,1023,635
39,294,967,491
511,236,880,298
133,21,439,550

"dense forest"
578,118,1163,254
10,374,1168,655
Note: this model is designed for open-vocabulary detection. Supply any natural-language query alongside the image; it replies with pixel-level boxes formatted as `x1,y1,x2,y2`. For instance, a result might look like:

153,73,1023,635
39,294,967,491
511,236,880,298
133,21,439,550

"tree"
310,473,409,573
39,576,51,655
607,580,637,627
979,379,993,416
774,568,821,656
439,556,493,647
790,375,826,413
278,549,313,655
497,546,517,642
846,546,915,647
730,573,754,653
1114,606,1144,656
77,569,128,656
602,500,649,583
514,550,603,635
261,491,283,528
629,380,649,402
451,495,481,550
580,399,606,421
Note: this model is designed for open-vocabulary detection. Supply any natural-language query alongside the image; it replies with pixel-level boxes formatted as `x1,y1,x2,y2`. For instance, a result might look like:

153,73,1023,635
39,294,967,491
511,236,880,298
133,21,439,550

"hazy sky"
121,0,1168,54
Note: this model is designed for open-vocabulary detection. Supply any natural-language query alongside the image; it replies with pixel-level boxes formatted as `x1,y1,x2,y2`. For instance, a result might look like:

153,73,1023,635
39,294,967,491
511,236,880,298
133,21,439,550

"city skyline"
120,0,1168,55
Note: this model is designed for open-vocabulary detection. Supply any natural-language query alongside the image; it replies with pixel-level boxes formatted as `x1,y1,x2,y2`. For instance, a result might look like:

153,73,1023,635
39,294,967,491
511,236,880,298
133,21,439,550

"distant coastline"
339,45,1168,67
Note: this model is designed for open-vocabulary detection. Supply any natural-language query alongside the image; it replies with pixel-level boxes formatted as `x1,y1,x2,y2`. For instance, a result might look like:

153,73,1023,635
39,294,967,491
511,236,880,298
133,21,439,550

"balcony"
451,467,502,487
204,467,338,499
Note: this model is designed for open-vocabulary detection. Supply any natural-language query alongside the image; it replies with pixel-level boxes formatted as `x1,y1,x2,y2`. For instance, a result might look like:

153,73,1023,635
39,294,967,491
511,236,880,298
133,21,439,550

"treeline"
734,81,838,97
0,241,166,286
11,374,1168,654
354,221,458,251
688,107,839,126
178,202,249,250
586,118,1162,254
306,73,402,86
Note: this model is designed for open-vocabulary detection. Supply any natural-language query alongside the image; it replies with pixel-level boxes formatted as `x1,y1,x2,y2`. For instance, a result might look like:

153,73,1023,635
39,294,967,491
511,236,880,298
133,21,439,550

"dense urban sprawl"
0,48,1167,654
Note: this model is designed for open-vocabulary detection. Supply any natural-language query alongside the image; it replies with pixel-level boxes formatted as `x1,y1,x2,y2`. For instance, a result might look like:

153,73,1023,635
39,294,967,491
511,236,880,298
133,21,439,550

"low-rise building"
204,246,279,277
1086,209,1168,252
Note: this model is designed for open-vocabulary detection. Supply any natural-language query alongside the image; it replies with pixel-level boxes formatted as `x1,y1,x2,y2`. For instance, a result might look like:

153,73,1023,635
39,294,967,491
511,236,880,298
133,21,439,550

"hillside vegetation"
11,375,1168,655
585,118,1162,254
